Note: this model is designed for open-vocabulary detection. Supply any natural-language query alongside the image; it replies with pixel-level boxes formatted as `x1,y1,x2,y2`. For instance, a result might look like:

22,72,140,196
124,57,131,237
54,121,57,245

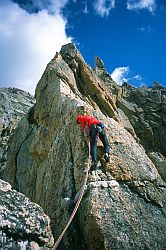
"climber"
76,115,110,167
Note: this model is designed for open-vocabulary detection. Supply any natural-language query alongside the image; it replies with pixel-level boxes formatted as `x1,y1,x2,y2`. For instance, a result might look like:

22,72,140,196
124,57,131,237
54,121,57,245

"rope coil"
52,141,91,250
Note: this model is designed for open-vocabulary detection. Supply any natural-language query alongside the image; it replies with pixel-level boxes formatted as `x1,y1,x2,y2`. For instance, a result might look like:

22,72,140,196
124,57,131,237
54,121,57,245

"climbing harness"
52,141,91,250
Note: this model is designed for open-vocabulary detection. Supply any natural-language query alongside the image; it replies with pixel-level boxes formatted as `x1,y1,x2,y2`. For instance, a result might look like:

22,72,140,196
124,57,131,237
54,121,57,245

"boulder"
0,179,54,249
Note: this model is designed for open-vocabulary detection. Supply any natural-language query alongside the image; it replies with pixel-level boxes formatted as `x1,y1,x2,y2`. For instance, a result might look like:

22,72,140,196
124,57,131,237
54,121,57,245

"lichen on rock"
0,179,54,249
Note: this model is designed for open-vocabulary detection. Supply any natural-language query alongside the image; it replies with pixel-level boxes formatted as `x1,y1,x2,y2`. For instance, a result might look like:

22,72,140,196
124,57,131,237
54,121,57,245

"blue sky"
0,0,165,94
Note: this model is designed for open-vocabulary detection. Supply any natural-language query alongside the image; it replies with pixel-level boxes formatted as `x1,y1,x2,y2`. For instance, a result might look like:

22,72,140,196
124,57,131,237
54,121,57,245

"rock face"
117,82,166,181
0,179,54,249
0,87,35,178
4,43,166,250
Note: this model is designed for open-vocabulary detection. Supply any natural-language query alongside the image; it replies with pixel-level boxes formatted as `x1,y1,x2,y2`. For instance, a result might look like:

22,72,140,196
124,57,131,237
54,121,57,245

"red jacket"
76,115,100,131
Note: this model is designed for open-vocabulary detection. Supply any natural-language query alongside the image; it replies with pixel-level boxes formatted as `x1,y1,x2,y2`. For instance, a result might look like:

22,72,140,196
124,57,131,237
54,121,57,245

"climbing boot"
90,161,97,171
104,153,110,162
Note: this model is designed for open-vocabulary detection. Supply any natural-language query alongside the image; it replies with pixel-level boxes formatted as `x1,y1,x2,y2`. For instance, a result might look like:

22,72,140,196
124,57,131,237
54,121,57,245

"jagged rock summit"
3,43,166,250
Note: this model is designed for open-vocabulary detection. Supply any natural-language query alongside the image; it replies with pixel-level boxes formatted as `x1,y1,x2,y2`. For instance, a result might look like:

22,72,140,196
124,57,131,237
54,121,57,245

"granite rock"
0,87,35,178
117,83,166,181
3,43,166,250
0,179,54,249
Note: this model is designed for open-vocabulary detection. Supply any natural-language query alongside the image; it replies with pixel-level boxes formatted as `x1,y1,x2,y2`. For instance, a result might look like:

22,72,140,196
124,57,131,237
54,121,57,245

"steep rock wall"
0,87,35,178
4,44,166,250
117,82,166,181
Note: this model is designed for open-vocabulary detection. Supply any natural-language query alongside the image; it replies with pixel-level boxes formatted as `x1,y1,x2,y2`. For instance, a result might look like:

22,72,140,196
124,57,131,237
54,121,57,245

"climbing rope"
52,141,91,250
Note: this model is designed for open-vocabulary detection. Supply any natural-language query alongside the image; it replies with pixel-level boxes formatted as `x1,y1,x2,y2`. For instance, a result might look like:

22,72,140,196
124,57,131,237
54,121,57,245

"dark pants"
89,123,110,162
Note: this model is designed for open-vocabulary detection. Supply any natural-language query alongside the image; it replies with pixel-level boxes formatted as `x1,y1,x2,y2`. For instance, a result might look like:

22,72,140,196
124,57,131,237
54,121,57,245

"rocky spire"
95,56,104,69
154,80,165,90
2,43,166,250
